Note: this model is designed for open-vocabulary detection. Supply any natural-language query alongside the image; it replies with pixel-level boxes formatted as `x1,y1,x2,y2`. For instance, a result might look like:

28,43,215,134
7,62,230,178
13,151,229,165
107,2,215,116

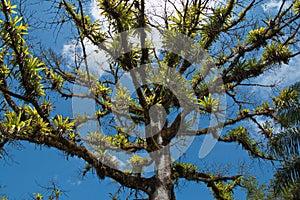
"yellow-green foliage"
262,42,291,64
53,115,75,135
211,176,242,200
172,162,200,181
34,193,43,200
44,68,64,90
168,4,202,36
237,109,250,116
197,94,220,113
98,0,137,30
273,88,298,109
200,1,236,45
4,106,50,136
115,83,132,109
130,155,149,166
293,0,300,14
107,133,130,148
247,27,266,43
0,0,46,98
88,131,131,149
130,155,150,173
226,126,262,157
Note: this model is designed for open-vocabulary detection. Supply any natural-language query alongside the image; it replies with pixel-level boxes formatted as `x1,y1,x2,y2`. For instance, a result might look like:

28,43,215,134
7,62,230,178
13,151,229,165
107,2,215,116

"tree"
269,82,300,199
1,0,300,199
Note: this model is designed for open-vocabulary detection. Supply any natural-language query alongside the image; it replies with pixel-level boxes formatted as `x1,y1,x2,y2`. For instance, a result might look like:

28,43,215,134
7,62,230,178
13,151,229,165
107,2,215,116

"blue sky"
1,0,300,199
1,136,274,199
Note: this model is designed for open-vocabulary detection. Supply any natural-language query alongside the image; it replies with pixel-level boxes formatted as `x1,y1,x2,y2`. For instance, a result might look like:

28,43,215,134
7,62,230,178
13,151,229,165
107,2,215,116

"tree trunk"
149,113,175,200
149,146,175,200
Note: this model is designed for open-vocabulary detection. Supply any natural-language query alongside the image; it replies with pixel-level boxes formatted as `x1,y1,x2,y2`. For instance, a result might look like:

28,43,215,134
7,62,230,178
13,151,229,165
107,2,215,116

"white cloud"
62,39,78,61
89,0,102,21
89,0,221,25
88,0,182,25
62,38,109,77
251,57,300,98
70,0,223,75
63,1,300,104
67,179,82,186
145,0,181,25
145,0,221,25
75,0,224,65
262,60,300,87
262,0,291,12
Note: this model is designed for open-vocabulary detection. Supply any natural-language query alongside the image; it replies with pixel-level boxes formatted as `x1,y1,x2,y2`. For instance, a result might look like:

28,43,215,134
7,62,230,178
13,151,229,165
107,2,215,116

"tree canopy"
1,0,300,199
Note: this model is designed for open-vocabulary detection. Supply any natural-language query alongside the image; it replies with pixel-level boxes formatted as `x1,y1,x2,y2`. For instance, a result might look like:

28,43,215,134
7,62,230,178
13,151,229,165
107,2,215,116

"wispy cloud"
262,0,291,12
67,179,82,186
62,39,78,62
251,57,300,99
62,38,109,77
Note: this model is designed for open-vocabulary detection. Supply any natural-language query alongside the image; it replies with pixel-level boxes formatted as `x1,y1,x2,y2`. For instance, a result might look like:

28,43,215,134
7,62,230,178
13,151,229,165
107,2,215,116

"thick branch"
1,128,153,194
